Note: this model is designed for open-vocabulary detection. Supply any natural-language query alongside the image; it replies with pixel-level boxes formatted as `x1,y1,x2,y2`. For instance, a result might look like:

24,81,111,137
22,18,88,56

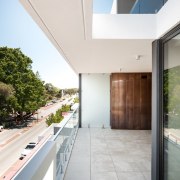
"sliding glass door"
163,33,180,180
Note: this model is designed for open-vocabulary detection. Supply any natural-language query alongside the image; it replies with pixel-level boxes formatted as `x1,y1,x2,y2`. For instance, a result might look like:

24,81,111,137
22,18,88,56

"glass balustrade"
131,0,168,14
93,0,169,14
51,106,79,179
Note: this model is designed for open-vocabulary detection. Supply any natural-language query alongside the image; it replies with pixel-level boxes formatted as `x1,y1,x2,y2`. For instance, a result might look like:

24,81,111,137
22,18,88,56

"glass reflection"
163,34,180,180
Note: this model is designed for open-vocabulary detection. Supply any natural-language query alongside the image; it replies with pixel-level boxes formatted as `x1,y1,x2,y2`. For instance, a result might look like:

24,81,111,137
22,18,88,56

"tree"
0,47,46,121
63,88,78,96
44,83,60,100
0,82,14,97
0,82,17,121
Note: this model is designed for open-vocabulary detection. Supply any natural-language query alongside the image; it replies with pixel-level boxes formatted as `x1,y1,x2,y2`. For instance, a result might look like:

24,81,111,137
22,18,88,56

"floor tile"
91,171,118,180
64,128,151,180
117,172,146,180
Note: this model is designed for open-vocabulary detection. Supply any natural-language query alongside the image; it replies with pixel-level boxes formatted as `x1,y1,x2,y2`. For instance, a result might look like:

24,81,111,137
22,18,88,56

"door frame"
152,23,180,180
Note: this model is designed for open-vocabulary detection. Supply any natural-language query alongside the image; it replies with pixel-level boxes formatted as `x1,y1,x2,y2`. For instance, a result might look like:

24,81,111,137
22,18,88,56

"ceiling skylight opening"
93,0,114,14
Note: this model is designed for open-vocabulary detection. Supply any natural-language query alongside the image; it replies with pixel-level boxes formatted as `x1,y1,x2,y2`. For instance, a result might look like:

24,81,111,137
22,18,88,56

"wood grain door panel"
110,73,151,130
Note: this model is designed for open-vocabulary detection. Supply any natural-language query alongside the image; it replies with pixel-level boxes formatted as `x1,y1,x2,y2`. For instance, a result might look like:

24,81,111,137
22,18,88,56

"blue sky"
0,0,113,88
93,0,113,13
0,0,78,89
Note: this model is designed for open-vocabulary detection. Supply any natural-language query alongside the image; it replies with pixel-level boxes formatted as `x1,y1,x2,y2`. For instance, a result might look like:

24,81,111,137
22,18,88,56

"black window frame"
152,23,180,180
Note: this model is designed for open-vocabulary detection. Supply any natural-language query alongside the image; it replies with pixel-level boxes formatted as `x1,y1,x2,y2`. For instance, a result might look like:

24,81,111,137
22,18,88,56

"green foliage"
46,109,63,126
61,104,70,112
45,104,72,126
163,65,180,128
45,114,55,126
0,47,46,121
73,97,79,103
0,82,14,97
63,88,78,95
44,83,61,100
0,82,17,119
163,66,180,115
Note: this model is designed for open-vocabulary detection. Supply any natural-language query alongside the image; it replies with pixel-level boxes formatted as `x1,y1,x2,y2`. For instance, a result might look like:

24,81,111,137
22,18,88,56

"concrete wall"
81,74,110,128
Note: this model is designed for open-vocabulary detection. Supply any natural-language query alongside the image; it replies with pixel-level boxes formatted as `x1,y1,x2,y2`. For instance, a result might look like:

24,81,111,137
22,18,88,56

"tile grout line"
102,129,120,180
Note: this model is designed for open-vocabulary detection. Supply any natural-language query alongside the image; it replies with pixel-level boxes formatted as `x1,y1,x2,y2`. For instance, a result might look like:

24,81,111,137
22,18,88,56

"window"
163,33,180,180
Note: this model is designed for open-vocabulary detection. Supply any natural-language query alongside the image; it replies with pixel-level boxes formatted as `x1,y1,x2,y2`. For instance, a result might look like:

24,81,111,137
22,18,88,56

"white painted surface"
111,0,117,14
43,160,54,180
81,74,110,128
93,0,180,39
156,0,180,38
93,14,156,39
19,0,180,74
19,0,153,74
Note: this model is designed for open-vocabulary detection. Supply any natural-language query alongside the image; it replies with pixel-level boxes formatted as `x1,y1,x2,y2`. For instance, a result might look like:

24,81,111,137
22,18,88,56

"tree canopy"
63,88,78,95
0,47,46,121
44,83,61,100
0,82,16,120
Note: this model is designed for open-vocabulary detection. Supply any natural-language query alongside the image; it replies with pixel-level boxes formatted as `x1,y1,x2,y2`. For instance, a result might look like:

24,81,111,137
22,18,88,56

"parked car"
20,142,36,159
0,125,3,132
28,142,37,145
51,100,56,103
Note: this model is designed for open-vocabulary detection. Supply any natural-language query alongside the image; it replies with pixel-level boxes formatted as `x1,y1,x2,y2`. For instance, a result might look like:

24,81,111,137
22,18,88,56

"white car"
20,143,36,159
0,126,3,132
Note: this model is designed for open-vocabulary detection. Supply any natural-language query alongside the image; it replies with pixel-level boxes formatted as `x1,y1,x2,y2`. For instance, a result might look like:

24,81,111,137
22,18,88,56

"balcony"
10,104,151,180
64,128,151,180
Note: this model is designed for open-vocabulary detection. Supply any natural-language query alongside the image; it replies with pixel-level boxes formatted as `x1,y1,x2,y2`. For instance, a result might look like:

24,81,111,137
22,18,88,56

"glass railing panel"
52,107,79,179
130,0,140,14
131,0,168,14
93,0,169,14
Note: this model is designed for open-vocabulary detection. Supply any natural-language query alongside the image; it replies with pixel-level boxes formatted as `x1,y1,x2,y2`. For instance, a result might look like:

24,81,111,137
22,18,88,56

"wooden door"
111,74,126,129
110,73,151,130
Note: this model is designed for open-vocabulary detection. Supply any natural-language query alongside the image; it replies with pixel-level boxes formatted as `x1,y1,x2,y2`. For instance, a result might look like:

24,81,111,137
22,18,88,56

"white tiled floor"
64,128,151,180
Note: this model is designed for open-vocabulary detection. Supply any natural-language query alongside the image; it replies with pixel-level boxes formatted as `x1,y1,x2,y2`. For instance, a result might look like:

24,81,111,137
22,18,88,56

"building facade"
19,0,180,179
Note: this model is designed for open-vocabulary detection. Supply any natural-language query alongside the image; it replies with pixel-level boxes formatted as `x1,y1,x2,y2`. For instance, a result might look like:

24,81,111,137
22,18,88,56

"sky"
0,0,78,89
93,0,113,13
0,0,113,89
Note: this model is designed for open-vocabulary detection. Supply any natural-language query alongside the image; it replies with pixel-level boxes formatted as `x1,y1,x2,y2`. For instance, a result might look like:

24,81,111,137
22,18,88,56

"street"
0,99,69,177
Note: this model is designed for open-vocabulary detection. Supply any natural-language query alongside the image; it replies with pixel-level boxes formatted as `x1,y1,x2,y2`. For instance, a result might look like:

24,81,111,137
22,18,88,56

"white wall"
93,0,180,39
81,74,110,128
93,14,156,39
156,0,180,38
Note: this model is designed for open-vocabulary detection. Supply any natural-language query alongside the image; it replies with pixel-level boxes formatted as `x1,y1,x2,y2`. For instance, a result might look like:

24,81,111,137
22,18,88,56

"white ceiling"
20,0,153,73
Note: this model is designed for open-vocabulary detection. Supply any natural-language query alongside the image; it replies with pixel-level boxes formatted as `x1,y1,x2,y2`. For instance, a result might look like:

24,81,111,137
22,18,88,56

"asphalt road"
0,99,69,177
0,129,20,144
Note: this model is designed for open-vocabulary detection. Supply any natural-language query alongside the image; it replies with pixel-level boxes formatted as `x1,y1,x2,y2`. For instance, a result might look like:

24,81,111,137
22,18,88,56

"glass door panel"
163,34,180,180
